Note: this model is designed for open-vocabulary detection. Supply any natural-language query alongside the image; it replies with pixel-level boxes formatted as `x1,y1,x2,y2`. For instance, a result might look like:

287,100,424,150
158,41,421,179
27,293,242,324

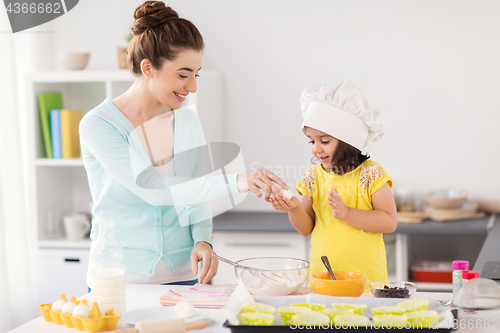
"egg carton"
38,294,120,333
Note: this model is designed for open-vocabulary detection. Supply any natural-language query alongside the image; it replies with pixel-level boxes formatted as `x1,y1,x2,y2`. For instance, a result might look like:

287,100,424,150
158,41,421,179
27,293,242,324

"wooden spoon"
321,256,336,280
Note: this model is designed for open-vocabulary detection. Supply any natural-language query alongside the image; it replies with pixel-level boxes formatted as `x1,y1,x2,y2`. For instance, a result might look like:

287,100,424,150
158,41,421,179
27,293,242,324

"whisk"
211,253,287,286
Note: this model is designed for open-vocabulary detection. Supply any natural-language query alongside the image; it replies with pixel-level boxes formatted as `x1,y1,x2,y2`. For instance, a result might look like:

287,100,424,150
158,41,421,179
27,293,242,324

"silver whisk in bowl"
212,254,309,296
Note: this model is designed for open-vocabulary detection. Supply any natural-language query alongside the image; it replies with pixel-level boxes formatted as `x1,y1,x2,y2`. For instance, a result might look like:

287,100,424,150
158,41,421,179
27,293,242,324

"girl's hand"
266,195,300,213
191,241,218,284
328,186,349,220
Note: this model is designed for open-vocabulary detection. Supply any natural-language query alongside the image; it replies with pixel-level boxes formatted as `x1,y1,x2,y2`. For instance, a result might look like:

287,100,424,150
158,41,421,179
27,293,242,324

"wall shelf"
38,238,91,250
36,158,84,167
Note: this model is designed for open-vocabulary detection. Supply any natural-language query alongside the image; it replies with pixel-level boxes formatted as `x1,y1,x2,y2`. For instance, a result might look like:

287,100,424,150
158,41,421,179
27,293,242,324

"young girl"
268,79,398,289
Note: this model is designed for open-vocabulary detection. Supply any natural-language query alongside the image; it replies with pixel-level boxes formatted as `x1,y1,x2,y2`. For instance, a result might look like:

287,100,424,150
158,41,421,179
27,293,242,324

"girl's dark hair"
312,140,370,175
127,1,204,75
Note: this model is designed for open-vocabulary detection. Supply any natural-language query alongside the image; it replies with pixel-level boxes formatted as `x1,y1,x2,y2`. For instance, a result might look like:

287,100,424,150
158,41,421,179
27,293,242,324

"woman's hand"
266,195,300,213
190,241,218,284
328,185,349,220
237,167,288,198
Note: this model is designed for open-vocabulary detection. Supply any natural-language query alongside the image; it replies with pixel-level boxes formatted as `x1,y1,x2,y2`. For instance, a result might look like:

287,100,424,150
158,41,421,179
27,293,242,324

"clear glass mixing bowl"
454,278,500,310
234,257,309,296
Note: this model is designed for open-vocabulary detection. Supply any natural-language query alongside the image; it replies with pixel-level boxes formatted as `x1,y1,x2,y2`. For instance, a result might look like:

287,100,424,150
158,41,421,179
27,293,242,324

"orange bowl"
311,271,367,297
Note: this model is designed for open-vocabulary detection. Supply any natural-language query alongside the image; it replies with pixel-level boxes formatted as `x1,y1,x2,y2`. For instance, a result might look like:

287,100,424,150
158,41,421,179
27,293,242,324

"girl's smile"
304,126,339,171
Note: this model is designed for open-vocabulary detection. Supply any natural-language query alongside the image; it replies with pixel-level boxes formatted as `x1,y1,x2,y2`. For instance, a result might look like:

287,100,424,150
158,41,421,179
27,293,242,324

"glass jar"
394,188,415,212
87,218,126,315
452,260,469,300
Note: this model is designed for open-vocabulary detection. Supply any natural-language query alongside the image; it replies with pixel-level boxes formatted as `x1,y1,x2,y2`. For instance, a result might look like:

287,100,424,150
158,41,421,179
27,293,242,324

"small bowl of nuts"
370,281,416,298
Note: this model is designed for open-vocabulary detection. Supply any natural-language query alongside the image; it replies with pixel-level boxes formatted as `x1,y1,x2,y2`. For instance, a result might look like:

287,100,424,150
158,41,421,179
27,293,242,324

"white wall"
48,0,500,211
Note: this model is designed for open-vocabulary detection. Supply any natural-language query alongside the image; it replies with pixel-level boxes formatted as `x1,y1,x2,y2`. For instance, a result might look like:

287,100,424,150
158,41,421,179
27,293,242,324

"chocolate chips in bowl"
370,281,416,298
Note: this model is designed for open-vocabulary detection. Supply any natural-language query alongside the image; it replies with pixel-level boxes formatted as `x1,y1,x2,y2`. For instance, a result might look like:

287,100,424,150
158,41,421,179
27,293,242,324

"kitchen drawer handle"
224,243,290,247
64,258,80,262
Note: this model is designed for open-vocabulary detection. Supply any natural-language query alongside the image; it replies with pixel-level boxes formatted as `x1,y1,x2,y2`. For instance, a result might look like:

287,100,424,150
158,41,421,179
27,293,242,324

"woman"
79,1,287,285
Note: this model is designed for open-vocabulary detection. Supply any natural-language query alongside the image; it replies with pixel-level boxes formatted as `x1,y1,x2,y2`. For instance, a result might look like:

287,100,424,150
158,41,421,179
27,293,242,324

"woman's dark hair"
127,1,204,75
312,140,370,175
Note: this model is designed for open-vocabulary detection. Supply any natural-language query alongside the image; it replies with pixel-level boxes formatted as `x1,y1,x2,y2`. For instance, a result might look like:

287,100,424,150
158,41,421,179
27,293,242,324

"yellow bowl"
311,271,367,297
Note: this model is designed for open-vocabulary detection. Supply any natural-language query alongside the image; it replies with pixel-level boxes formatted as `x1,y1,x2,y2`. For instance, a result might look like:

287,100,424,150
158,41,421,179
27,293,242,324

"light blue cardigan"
79,99,238,276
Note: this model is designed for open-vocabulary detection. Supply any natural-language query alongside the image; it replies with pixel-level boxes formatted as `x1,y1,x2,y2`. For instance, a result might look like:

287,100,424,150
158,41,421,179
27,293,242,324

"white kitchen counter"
9,284,500,332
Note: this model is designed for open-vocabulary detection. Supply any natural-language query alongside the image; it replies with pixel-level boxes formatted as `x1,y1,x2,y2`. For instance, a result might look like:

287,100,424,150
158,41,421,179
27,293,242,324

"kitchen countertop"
214,211,496,234
11,284,500,332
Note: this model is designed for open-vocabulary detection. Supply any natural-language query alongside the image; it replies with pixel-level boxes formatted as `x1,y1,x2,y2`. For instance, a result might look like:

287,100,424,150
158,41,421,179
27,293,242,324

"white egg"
51,300,66,311
61,302,77,314
281,189,293,200
174,300,195,318
72,304,89,318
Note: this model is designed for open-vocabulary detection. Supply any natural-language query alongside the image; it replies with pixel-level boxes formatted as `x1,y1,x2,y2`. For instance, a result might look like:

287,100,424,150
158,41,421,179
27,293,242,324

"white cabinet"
38,248,90,303
211,231,308,285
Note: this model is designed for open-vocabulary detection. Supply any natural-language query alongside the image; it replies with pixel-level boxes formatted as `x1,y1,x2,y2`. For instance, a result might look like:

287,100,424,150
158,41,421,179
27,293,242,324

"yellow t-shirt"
295,159,393,291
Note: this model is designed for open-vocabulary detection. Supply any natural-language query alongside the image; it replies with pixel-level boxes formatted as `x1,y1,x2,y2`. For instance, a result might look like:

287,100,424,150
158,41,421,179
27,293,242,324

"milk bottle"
87,218,126,315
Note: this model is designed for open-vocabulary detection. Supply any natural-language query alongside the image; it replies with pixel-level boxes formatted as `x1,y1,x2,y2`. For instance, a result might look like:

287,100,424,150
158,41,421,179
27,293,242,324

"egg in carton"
38,294,120,333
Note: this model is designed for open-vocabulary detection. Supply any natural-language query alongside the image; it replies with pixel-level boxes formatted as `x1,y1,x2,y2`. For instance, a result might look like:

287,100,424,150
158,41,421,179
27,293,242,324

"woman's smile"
174,92,187,101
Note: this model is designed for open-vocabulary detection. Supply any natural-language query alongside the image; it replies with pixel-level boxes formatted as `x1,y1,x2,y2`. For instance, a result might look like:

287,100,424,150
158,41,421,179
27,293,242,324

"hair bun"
132,1,179,35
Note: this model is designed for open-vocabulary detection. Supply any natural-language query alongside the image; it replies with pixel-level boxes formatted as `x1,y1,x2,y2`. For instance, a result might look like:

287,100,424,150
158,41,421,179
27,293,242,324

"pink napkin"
159,283,312,309
160,283,236,309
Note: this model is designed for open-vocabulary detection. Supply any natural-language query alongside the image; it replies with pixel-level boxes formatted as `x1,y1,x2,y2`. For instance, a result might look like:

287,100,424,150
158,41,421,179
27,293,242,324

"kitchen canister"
462,270,480,285
87,218,126,315
452,260,469,300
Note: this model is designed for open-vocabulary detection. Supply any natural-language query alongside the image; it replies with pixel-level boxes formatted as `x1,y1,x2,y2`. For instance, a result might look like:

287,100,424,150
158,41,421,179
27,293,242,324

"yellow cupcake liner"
334,314,370,327
397,299,429,313
322,308,355,320
290,303,326,312
242,302,276,314
240,312,274,326
291,311,330,326
373,314,408,327
372,306,406,316
331,303,367,315
278,306,312,325
405,310,438,327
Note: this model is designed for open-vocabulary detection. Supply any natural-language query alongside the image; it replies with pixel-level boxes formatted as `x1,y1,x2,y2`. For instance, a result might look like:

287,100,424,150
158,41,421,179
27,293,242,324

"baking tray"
223,294,457,332
411,261,453,283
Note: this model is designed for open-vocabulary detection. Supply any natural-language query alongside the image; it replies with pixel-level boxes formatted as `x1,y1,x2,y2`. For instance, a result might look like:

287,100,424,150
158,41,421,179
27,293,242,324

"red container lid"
452,260,469,270
462,270,479,280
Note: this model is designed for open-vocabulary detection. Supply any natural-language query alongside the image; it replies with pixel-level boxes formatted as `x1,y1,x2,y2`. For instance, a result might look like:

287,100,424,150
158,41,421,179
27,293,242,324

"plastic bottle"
461,270,480,313
87,219,126,315
452,260,469,300
462,270,479,285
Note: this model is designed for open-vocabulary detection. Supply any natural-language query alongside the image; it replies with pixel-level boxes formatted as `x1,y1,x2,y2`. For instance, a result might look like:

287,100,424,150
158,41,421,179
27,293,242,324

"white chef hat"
300,79,385,150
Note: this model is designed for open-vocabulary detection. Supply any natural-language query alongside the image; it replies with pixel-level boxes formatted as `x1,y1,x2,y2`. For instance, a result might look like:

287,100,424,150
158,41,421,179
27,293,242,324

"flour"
246,270,307,296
